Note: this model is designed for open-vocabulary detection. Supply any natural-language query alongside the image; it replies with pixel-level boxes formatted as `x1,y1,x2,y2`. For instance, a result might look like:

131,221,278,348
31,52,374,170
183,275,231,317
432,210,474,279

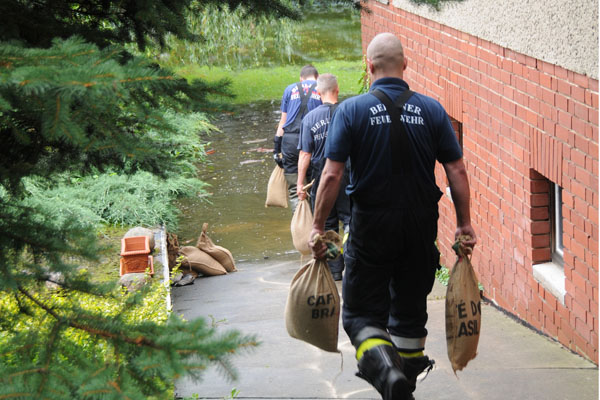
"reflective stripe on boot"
356,340,411,400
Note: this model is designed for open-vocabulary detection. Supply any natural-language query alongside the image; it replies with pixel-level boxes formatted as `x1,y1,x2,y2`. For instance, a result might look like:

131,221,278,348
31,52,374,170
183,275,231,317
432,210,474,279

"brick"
528,168,546,180
575,318,591,341
571,239,587,260
527,67,540,84
531,220,550,234
558,316,575,342
570,148,587,168
532,248,551,262
574,226,591,251
531,234,551,248
574,102,589,121
589,90,599,108
557,79,572,96
588,206,599,229
555,65,569,79
540,60,555,75
531,179,550,193
555,93,569,111
562,190,574,208
531,192,550,207
573,73,590,89
574,257,590,281
574,134,590,154
587,124,598,141
539,73,553,90
530,206,549,220
570,179,587,200
557,110,572,130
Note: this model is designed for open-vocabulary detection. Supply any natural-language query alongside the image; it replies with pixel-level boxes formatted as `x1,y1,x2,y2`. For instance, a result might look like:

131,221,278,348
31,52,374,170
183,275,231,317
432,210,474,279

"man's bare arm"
443,158,477,251
309,159,345,259
276,112,287,137
297,151,312,201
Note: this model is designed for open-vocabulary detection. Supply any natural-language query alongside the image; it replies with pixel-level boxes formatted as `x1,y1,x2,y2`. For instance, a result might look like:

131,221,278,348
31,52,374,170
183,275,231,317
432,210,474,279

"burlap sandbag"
445,235,481,373
290,199,313,256
196,223,237,272
265,165,288,208
285,257,340,352
178,246,227,277
166,232,180,270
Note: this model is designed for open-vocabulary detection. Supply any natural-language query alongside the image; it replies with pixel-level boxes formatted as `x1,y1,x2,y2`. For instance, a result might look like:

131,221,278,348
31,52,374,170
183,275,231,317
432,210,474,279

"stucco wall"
385,0,599,79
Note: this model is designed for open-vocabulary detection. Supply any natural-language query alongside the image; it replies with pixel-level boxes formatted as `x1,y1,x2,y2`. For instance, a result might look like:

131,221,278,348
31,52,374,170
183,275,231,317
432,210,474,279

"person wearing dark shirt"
309,33,477,400
273,65,322,213
297,73,349,281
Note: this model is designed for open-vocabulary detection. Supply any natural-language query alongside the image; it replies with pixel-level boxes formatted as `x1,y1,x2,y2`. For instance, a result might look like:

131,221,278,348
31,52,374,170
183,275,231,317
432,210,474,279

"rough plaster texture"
389,0,599,79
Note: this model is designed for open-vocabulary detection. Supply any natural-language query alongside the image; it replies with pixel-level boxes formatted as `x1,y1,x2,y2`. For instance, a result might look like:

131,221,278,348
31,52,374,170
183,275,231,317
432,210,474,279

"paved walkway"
173,256,598,400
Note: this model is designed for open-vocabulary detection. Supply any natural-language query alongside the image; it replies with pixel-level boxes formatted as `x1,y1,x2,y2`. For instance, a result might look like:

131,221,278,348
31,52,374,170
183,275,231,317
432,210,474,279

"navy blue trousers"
342,203,440,346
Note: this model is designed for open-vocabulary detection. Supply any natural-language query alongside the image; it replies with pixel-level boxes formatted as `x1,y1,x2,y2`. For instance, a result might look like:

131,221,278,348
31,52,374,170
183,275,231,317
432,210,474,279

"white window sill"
533,261,566,305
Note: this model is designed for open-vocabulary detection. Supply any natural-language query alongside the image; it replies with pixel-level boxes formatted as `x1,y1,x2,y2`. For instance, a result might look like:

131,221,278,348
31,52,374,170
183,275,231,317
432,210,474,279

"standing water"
175,101,299,262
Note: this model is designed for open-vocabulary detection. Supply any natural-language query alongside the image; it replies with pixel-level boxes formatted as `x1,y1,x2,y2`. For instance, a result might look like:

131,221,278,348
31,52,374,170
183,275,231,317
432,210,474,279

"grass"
177,60,364,104
83,225,130,283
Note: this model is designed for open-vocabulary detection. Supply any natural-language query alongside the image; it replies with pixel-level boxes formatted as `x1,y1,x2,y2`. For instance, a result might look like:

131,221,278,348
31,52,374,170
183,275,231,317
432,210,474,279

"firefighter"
296,73,350,281
309,33,477,399
273,65,322,213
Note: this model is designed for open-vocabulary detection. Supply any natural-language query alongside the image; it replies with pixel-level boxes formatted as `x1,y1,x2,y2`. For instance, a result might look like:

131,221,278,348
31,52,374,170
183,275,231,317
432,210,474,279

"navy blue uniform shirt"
280,80,322,132
325,77,462,206
298,103,336,164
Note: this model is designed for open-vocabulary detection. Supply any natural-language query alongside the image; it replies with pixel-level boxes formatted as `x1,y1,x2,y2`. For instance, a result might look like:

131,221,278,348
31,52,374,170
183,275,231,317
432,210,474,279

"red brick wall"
361,3,598,363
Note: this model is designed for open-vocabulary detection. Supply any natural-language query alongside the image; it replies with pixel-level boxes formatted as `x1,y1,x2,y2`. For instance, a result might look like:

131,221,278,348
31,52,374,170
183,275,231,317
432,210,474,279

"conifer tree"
0,0,357,398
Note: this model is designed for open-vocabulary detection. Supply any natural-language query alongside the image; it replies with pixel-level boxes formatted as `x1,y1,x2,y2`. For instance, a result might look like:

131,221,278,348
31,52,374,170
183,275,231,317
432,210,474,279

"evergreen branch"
2,50,97,64
0,392,34,399
36,322,62,396
17,286,161,350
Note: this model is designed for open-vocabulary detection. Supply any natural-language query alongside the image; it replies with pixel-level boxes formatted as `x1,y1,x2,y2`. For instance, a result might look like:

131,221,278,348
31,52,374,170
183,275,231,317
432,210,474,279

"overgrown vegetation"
152,0,361,70
150,3,296,69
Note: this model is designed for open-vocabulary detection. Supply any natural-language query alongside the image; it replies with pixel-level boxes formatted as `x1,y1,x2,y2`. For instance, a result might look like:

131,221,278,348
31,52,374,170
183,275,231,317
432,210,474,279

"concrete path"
173,256,598,400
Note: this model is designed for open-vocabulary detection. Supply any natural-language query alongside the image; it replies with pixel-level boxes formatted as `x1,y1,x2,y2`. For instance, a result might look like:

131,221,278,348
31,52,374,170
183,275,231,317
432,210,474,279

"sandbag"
445,235,481,373
285,257,340,352
290,198,313,256
178,246,227,277
265,165,288,208
196,222,237,272
166,232,180,270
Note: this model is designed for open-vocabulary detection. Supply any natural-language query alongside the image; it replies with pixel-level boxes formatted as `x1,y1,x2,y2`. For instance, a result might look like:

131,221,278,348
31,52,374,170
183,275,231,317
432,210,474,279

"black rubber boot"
401,355,435,395
356,345,411,400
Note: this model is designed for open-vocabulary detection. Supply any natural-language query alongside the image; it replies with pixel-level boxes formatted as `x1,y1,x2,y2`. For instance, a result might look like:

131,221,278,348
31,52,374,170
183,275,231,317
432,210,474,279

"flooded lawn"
175,101,298,262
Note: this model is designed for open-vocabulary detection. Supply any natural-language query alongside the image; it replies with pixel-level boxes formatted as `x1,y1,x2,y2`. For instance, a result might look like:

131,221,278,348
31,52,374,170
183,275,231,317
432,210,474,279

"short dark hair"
300,65,318,79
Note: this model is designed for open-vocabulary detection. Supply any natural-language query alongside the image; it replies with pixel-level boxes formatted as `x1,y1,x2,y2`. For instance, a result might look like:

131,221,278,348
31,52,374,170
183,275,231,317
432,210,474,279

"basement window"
450,117,463,150
533,181,565,304
445,117,463,199
551,183,564,263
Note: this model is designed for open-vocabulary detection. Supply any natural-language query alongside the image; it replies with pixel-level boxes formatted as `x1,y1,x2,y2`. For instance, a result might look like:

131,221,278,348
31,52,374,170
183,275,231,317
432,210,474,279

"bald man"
309,33,477,399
